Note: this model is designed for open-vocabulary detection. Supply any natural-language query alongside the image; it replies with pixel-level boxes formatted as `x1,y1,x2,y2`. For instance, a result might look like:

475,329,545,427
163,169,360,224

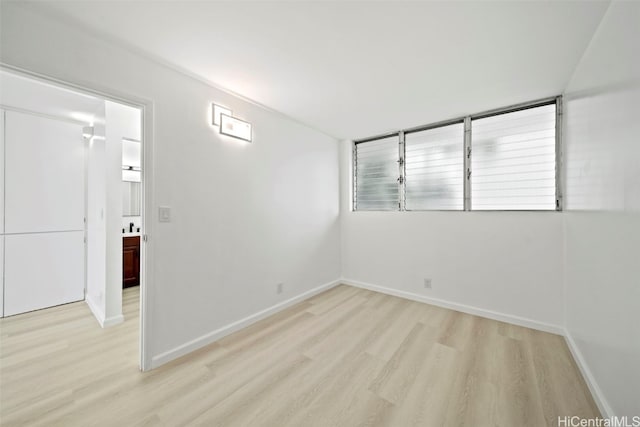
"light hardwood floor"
0,285,599,426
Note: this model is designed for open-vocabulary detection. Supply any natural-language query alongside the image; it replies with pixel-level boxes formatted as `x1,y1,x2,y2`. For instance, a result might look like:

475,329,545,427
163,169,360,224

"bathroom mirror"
123,181,141,216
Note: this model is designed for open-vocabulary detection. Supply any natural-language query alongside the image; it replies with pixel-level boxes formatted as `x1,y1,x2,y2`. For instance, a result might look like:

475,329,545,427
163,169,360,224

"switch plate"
159,206,171,222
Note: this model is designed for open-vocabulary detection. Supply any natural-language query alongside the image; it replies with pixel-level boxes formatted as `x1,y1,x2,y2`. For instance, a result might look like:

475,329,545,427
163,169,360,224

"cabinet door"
123,237,140,288
4,232,85,316
5,111,84,233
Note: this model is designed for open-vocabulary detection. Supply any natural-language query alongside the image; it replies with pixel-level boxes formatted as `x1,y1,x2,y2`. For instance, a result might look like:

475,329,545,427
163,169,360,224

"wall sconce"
219,114,252,142
212,103,252,142
212,104,232,127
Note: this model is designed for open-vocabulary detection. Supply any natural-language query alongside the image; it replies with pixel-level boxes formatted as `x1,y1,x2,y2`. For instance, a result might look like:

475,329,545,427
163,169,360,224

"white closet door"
1,110,4,317
0,109,5,233
5,111,85,234
4,232,84,316
3,111,85,316
0,236,4,318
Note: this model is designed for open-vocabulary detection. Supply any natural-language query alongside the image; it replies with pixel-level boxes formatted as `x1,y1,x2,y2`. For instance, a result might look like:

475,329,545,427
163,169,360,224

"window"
353,135,399,211
353,97,561,211
405,123,464,210
471,104,557,210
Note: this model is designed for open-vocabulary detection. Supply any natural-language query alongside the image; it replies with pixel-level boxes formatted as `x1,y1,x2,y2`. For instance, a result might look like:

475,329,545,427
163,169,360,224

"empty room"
0,1,638,426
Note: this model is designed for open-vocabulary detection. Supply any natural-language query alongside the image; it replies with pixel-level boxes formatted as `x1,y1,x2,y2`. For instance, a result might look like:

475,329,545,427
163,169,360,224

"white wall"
563,1,640,417
86,106,107,324
86,101,138,327
339,143,564,330
103,101,141,324
0,2,340,367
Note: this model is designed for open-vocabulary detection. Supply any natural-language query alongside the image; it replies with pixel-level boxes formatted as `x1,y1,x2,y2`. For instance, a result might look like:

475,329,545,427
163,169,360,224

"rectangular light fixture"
219,113,252,142
212,104,232,126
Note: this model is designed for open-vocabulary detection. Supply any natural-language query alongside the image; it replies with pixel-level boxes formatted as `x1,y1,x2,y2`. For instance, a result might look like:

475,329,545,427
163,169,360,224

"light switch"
159,206,171,222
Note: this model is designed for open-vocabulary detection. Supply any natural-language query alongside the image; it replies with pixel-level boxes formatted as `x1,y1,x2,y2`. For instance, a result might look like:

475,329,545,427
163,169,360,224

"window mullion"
352,141,357,211
464,117,472,211
555,96,563,211
398,131,406,211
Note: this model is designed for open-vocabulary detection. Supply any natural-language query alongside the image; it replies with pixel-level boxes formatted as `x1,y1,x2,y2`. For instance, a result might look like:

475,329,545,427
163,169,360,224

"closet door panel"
1,111,4,317
5,111,84,233
4,232,84,316
0,236,4,318
0,109,5,233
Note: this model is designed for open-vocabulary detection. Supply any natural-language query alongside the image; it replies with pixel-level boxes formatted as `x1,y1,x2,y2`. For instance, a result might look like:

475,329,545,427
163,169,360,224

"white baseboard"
341,278,564,335
563,330,613,418
103,314,124,327
85,295,124,328
150,279,341,369
85,295,105,326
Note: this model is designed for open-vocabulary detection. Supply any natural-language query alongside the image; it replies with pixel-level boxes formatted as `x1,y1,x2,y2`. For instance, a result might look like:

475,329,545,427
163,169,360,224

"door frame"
0,63,155,371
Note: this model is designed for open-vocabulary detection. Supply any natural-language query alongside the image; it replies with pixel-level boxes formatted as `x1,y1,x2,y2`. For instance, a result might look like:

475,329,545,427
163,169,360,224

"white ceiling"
0,70,104,125
37,1,608,140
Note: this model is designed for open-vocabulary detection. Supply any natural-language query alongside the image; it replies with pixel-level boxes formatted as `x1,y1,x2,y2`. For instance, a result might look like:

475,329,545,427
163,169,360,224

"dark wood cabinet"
123,236,140,288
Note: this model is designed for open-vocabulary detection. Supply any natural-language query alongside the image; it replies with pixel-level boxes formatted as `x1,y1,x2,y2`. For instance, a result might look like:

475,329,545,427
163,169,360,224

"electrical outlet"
276,283,284,294
424,278,432,289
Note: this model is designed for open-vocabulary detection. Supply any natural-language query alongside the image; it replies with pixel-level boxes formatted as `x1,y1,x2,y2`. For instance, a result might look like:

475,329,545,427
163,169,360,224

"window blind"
471,104,556,210
354,135,399,211
405,123,464,210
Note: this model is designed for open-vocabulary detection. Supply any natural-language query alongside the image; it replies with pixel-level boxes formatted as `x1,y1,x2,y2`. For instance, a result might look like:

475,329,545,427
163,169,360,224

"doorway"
0,67,148,369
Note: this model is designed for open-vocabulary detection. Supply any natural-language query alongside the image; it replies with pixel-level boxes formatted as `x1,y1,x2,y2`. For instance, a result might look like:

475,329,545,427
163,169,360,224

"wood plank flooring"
0,285,600,426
